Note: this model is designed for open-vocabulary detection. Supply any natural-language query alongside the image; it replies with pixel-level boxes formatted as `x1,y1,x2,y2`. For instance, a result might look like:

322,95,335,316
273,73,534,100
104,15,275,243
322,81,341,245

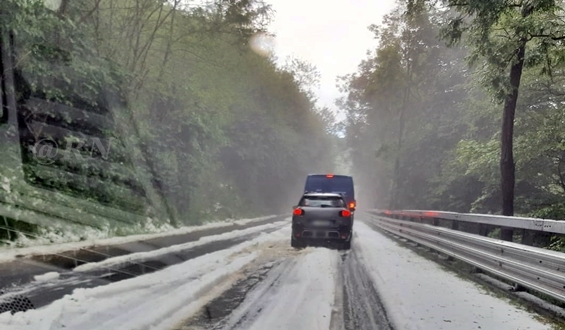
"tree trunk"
390,104,406,210
499,3,533,241
499,41,526,241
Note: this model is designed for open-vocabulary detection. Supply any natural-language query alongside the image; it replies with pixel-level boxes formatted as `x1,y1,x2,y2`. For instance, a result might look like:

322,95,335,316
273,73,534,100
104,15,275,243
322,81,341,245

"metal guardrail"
365,209,565,304
373,209,565,234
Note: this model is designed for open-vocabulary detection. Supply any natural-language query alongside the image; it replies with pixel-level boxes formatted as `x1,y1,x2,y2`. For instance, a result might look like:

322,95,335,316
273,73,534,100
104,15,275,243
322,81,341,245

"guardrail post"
478,224,488,236
451,220,459,231
500,226,514,241
526,231,551,247
520,229,534,246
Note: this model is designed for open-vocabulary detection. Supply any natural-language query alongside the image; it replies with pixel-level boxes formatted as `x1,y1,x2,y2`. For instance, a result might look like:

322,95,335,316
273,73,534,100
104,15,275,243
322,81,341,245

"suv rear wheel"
341,232,352,250
291,237,305,248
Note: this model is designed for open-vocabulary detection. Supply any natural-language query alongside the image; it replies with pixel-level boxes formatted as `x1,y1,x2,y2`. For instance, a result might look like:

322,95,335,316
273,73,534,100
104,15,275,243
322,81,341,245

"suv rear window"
304,175,354,202
300,196,345,208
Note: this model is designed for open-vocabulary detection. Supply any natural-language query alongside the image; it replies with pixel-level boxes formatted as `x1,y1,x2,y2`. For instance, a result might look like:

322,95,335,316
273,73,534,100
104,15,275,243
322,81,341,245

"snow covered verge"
354,221,552,330
73,219,289,272
0,214,280,264
0,223,292,330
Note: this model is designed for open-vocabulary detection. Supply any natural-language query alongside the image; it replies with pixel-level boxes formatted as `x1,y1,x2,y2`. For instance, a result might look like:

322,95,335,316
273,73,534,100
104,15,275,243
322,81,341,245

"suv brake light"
340,209,351,217
293,208,304,216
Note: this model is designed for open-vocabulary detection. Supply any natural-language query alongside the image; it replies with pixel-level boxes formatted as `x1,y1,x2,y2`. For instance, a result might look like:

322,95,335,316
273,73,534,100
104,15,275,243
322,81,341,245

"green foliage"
341,0,565,236
1,0,336,240
340,1,471,209
440,0,565,103
548,235,565,252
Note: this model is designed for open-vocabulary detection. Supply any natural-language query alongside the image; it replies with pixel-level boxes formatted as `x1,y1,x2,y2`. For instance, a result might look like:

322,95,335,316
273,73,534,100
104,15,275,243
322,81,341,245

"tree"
0,0,336,243
339,1,457,209
440,0,565,240
281,56,321,100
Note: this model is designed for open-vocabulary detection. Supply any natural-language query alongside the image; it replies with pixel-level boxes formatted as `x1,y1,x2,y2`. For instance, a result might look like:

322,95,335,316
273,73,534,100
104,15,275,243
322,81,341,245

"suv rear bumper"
292,224,351,241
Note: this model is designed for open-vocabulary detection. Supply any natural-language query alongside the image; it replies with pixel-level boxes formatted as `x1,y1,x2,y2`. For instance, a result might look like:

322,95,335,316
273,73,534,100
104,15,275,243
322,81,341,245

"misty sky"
265,0,396,117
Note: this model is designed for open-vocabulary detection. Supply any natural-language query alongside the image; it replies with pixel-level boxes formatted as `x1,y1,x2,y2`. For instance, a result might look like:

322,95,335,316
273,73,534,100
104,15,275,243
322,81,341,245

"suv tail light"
340,209,351,217
348,201,356,209
293,208,304,216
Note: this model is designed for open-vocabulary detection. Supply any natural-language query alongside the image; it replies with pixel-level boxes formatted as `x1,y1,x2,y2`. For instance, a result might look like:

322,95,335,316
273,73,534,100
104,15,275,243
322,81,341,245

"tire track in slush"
182,247,337,330
216,259,295,330
180,260,284,330
180,239,307,330
338,246,394,330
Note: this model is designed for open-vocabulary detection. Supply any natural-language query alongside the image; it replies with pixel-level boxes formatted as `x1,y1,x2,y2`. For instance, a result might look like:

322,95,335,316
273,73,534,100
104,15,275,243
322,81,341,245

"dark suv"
304,174,356,212
291,192,353,250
